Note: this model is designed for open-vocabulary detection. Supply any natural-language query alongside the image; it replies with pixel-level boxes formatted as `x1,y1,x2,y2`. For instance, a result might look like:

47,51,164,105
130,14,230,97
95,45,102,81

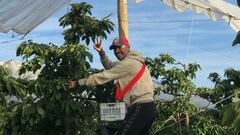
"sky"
0,0,240,87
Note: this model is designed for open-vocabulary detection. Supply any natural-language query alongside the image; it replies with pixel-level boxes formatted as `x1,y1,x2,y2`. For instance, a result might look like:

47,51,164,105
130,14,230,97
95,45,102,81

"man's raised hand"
93,37,103,52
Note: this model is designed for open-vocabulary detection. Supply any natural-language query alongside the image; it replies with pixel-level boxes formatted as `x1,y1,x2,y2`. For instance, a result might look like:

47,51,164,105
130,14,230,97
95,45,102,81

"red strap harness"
115,64,146,100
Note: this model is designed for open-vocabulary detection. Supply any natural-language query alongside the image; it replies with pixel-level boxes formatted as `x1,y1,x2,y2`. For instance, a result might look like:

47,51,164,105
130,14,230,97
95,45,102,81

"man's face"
113,44,130,60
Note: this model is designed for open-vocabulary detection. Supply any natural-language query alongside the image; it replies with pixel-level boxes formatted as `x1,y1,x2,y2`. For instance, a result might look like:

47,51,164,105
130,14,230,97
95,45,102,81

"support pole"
118,0,128,38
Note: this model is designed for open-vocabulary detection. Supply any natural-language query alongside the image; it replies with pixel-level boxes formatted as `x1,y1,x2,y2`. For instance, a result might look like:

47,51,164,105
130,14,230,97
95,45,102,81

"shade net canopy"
133,0,240,32
0,0,69,34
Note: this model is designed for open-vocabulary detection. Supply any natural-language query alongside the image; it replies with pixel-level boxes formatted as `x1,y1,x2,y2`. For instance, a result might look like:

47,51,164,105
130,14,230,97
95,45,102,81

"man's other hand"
68,80,78,89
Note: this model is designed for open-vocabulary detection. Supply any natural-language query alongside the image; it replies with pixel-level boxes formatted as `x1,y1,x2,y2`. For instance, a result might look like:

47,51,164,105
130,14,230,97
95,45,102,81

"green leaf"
221,102,240,130
37,106,45,116
30,118,35,126
232,31,240,46
56,119,61,126
55,92,61,100
13,106,19,112
86,37,90,45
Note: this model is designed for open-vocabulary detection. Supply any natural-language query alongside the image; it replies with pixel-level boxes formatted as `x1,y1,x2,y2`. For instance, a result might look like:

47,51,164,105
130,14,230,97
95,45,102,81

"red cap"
109,37,130,50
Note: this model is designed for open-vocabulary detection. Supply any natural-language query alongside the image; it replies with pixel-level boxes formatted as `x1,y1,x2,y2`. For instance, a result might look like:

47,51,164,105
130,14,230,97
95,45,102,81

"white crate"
100,102,127,121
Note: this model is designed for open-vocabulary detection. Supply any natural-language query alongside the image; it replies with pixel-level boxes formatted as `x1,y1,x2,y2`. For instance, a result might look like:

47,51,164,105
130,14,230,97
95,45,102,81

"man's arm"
68,60,127,89
99,50,118,69
78,60,129,86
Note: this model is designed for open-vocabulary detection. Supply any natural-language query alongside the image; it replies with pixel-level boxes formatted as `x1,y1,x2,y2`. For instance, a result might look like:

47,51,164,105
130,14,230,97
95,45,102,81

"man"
68,37,156,135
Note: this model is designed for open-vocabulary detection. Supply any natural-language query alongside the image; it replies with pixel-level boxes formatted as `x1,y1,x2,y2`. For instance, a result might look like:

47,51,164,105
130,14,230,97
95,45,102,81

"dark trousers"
116,101,157,135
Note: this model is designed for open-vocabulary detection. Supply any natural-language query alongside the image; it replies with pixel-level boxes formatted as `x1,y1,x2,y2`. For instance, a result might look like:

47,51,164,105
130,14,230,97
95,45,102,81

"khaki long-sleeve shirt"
78,51,154,106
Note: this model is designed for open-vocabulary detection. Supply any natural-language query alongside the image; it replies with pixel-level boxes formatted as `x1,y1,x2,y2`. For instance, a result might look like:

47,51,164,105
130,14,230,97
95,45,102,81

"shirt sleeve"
100,55,118,70
78,60,134,86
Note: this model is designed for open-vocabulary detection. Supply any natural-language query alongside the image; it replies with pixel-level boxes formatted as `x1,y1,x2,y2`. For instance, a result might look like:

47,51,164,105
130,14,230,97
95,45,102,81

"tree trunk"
183,112,189,128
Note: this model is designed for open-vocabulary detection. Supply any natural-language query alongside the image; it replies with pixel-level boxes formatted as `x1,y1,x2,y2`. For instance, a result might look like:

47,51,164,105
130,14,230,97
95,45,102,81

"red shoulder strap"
115,64,146,100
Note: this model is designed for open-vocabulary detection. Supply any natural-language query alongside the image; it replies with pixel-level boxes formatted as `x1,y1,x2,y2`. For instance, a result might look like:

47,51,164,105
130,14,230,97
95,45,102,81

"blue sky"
0,0,239,87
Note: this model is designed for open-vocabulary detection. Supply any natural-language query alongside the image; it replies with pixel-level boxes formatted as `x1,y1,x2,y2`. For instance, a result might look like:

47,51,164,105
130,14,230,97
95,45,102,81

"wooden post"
118,0,128,38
